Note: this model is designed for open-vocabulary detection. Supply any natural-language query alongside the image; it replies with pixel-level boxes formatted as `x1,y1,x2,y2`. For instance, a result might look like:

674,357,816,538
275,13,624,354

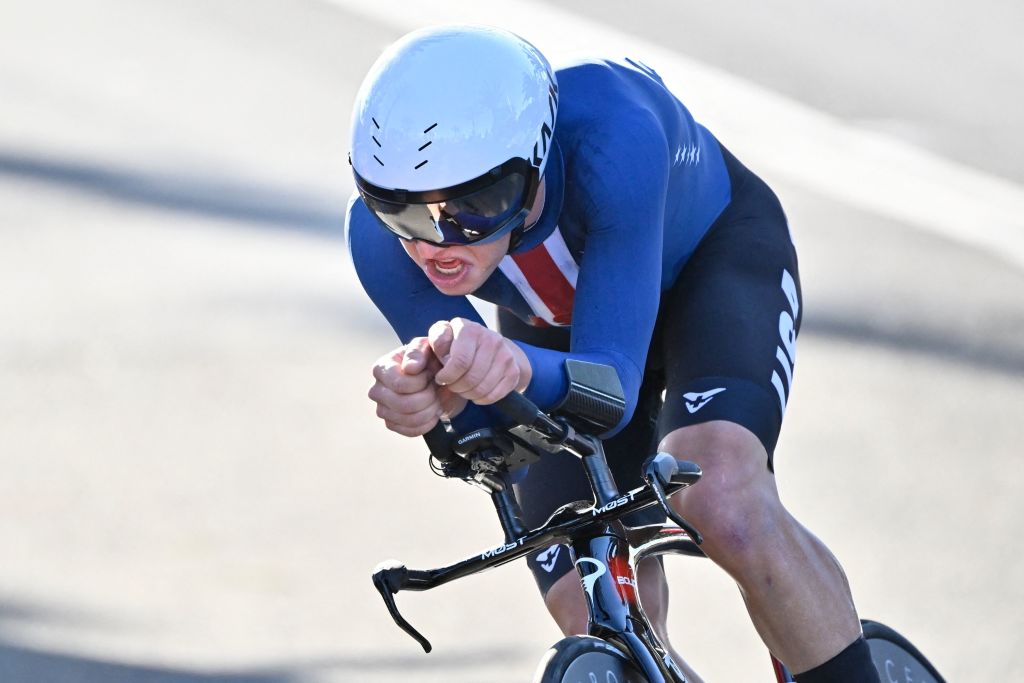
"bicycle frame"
370,389,790,682
371,383,945,683
566,523,687,682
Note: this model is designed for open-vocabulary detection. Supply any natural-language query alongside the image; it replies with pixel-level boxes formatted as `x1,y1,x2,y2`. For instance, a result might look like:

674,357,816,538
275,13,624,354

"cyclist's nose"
415,240,452,259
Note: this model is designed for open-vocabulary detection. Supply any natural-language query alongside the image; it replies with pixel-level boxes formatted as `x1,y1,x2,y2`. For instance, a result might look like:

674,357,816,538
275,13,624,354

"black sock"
794,636,880,683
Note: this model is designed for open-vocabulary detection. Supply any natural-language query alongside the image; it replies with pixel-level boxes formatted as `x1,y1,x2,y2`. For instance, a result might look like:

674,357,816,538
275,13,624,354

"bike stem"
579,438,621,507
491,480,528,542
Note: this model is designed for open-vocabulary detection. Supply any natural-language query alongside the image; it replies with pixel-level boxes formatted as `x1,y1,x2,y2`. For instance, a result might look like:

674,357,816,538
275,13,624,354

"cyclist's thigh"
656,147,801,468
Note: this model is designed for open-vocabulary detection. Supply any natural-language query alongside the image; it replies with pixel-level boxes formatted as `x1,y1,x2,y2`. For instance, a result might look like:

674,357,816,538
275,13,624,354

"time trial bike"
371,360,946,682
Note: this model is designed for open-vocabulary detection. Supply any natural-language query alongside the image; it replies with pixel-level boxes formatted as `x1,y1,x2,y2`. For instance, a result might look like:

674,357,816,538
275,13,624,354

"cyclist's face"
400,176,546,296
401,232,511,296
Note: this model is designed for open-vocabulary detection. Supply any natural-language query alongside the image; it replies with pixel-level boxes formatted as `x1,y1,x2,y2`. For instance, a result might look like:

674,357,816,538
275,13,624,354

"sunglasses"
354,157,540,246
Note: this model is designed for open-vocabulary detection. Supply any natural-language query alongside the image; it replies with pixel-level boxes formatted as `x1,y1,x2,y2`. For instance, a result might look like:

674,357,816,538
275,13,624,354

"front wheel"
534,635,648,683
862,619,946,683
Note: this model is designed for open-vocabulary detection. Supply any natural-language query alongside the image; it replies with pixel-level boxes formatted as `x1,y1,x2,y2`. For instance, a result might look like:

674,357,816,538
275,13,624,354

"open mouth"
433,259,464,276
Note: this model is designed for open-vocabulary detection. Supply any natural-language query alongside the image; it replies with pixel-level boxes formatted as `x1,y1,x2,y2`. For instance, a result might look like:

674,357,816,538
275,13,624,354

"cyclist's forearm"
513,342,642,437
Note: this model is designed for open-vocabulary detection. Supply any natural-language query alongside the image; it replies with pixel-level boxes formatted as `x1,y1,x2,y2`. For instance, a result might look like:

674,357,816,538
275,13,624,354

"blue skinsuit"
347,58,732,436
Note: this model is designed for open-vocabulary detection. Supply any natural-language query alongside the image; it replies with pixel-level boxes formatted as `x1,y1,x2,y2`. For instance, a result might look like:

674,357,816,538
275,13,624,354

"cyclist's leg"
652,145,878,681
659,421,863,675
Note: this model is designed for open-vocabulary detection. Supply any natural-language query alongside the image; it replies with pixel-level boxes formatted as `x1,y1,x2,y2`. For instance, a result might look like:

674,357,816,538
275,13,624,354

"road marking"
327,0,1024,270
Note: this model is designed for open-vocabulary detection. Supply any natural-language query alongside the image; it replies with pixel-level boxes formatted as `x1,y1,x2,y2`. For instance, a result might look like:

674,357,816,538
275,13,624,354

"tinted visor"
355,158,537,245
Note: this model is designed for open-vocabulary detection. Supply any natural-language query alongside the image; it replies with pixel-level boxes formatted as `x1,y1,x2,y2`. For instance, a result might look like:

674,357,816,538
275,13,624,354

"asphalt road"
1,1,1022,681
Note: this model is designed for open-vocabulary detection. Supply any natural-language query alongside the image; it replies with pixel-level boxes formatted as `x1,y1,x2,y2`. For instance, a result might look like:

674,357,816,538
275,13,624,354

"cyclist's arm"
346,194,495,433
513,109,671,436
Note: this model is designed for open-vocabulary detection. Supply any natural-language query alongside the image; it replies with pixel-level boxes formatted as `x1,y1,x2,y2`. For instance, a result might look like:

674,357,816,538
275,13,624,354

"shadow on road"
0,148,345,238
0,600,298,683
0,640,530,683
805,313,1024,377
0,643,302,683
0,598,528,683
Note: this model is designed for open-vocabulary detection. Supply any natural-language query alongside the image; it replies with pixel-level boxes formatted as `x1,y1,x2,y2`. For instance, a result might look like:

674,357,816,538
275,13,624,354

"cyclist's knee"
544,571,589,635
660,421,786,562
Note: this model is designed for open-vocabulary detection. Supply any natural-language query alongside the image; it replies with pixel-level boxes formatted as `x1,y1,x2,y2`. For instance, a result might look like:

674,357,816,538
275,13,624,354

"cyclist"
346,25,880,683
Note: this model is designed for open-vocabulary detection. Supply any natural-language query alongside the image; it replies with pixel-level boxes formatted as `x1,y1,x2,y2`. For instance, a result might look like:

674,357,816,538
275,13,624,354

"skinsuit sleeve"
513,106,671,436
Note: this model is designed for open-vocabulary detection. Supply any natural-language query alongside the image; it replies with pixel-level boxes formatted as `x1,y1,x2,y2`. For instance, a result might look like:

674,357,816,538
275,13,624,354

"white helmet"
349,24,558,246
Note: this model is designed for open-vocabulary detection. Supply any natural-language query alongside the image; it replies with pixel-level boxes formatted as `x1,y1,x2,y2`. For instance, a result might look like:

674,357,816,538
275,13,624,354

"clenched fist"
368,337,466,437
427,318,532,405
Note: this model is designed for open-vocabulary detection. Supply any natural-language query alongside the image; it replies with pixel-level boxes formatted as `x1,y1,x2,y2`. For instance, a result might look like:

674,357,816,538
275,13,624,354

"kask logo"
531,81,559,168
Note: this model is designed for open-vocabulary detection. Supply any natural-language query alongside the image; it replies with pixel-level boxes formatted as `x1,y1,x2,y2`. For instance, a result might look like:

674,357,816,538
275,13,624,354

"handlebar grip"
494,391,542,427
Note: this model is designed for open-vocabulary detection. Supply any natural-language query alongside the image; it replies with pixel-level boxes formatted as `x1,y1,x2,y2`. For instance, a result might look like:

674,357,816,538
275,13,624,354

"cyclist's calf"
660,420,865,674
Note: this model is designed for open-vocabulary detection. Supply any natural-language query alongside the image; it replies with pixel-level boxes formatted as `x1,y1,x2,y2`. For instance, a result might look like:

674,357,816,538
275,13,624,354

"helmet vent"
371,118,383,165
415,123,437,169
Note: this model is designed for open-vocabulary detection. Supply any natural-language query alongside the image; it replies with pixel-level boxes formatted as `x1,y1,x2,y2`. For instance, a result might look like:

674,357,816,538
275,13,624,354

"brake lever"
643,454,704,545
371,560,432,653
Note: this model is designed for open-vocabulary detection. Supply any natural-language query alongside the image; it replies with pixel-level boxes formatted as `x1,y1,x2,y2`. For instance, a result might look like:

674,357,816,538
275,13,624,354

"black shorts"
501,144,803,597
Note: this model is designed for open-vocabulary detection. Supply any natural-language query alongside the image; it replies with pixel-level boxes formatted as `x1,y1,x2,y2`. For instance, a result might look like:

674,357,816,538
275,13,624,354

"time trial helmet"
349,25,558,246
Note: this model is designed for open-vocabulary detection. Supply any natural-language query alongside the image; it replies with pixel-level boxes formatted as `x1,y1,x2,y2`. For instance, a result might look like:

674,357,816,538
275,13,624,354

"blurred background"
2,0,1022,681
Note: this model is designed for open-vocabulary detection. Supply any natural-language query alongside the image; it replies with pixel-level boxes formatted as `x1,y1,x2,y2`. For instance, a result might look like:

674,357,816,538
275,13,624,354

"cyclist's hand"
428,318,532,405
368,338,465,437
